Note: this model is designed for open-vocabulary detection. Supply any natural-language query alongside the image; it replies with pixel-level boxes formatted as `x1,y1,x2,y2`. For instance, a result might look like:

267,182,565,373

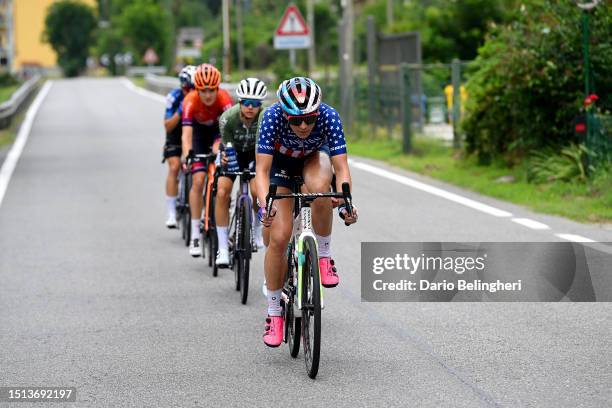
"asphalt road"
1,78,611,407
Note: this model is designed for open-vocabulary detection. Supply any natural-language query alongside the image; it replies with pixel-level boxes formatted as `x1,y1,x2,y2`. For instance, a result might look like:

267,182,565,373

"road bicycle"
264,178,353,379
193,152,218,274
217,167,257,305
177,163,192,246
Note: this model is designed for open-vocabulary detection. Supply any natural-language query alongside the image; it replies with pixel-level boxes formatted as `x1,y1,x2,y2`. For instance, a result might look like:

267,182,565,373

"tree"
117,0,171,65
462,1,612,163
43,1,97,77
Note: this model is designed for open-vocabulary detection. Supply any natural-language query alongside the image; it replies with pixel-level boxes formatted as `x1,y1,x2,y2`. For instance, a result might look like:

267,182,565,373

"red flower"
575,123,586,133
589,93,599,102
584,97,592,107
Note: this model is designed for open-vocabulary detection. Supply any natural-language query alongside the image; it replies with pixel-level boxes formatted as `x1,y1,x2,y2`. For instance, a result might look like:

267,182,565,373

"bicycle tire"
286,241,301,358
239,200,251,305
183,171,192,246
301,236,321,379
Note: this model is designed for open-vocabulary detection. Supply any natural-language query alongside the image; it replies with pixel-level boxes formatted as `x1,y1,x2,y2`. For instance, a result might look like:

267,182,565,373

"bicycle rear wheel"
301,236,321,379
238,202,251,305
183,172,191,247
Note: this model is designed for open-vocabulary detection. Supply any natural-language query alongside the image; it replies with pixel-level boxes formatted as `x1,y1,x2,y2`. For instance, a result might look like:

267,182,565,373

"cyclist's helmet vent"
277,77,322,116
194,63,221,90
236,77,267,100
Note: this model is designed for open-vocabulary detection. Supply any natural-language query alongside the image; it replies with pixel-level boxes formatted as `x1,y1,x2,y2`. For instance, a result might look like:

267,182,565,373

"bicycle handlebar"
265,182,354,226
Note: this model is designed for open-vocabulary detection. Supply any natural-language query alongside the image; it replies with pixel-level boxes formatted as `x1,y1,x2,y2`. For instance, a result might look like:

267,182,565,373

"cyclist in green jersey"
215,78,268,267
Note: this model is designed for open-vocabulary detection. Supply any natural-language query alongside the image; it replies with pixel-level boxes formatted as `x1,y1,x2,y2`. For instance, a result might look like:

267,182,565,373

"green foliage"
0,73,18,87
462,1,612,164
43,1,97,77
527,143,591,183
117,0,171,65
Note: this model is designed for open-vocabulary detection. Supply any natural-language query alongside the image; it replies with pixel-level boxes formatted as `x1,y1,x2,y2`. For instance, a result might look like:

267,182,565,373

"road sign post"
274,4,311,72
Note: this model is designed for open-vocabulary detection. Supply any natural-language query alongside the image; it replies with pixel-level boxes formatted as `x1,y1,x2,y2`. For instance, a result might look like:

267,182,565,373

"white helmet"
236,77,267,100
179,65,196,88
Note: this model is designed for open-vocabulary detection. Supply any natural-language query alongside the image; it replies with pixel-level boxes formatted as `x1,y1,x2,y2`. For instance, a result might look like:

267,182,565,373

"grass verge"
0,85,19,103
349,137,612,224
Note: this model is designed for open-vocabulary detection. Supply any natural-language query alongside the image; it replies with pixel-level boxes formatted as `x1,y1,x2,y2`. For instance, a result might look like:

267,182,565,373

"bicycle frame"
226,169,256,255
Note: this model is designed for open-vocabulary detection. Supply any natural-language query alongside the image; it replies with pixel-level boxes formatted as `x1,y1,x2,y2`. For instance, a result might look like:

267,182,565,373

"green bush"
0,73,18,87
527,143,591,183
462,1,612,164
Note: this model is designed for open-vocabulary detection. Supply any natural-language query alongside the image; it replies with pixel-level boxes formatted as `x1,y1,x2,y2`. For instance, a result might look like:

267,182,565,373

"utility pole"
386,0,393,27
339,0,354,131
222,0,231,79
307,0,315,75
236,0,245,74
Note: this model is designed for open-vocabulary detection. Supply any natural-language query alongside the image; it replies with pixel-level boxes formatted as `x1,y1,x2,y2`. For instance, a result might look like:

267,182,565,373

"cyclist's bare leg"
264,186,293,291
166,157,180,196
215,176,233,226
303,152,333,236
190,172,205,221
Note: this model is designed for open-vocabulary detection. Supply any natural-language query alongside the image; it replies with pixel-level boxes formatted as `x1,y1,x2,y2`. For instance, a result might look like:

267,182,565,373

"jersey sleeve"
219,106,234,145
164,89,180,120
256,106,278,155
181,91,195,126
219,89,234,112
322,105,347,156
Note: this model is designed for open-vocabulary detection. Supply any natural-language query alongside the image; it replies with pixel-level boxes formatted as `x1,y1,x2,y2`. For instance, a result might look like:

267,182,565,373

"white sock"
267,289,282,317
217,226,228,252
191,219,200,240
253,209,262,230
315,233,331,258
166,196,177,217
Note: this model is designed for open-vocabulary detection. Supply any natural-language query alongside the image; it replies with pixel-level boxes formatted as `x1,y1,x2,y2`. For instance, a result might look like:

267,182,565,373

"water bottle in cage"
225,142,239,172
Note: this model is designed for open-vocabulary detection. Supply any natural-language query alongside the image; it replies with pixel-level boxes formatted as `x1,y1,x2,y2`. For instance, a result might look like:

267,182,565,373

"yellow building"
13,0,96,70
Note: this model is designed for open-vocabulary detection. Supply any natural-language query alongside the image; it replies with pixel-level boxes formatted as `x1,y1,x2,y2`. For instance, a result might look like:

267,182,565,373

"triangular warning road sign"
276,4,310,36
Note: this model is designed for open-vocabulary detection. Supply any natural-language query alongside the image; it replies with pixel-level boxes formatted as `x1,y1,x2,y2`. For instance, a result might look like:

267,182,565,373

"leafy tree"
462,1,612,163
43,1,97,77
117,0,171,65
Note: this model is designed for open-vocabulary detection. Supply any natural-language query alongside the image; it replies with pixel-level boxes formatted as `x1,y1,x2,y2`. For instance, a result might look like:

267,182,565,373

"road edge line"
0,80,53,209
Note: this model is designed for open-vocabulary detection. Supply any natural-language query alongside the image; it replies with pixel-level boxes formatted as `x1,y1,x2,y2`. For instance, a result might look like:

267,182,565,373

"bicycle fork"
294,205,324,311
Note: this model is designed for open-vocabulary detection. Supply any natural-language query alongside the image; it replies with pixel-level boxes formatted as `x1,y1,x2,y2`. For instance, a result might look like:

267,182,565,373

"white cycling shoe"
189,239,201,257
165,215,177,229
254,228,265,249
215,248,230,268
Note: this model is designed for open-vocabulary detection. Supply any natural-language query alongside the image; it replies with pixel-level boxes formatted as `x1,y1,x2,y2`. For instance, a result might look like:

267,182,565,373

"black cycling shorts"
269,144,330,190
163,125,182,160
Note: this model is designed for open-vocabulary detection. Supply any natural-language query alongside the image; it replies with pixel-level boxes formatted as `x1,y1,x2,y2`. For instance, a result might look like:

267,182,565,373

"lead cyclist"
255,77,358,347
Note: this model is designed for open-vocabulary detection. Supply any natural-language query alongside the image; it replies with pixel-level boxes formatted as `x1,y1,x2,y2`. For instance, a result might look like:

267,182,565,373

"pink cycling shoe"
319,257,339,288
263,316,284,347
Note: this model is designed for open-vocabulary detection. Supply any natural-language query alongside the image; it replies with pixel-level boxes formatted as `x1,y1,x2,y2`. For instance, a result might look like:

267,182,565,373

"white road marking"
512,218,550,230
120,77,166,103
0,81,53,208
556,233,596,243
349,159,513,218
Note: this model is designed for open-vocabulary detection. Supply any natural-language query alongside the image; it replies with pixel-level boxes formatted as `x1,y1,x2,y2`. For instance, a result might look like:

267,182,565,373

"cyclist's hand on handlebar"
331,197,341,208
258,206,277,227
339,204,358,225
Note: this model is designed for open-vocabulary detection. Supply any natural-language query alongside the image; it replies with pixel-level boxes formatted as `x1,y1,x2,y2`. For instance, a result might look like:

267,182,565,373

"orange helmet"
194,63,221,90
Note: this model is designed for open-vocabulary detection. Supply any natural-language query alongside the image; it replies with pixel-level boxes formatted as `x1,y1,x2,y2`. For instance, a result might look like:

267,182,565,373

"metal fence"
587,113,612,168
323,60,470,152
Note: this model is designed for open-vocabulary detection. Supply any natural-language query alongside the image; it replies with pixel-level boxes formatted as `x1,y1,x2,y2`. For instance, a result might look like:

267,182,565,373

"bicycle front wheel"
301,236,321,379
238,202,251,305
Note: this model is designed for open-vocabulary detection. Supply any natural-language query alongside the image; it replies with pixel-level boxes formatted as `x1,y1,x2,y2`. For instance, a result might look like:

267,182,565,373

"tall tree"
44,0,97,77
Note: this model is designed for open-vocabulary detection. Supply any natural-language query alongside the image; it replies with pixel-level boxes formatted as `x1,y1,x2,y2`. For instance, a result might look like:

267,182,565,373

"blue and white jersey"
256,102,347,158
164,88,184,120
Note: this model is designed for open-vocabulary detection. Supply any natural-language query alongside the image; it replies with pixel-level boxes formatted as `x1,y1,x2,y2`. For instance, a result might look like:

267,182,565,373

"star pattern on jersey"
257,103,347,157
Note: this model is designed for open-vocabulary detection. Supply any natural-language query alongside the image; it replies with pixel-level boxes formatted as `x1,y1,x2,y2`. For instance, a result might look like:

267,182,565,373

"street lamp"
575,0,601,96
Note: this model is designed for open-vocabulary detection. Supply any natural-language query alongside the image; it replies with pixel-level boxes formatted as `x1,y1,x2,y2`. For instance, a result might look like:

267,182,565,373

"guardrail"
143,74,276,103
0,75,41,129
126,66,167,76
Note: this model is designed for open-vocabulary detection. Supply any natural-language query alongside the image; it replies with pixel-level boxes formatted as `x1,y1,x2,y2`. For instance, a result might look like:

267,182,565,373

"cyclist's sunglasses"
240,99,263,108
287,111,319,126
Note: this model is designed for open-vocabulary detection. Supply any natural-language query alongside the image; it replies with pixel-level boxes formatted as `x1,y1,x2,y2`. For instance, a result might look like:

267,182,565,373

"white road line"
556,233,596,243
349,159,513,218
512,218,550,230
120,77,166,103
0,81,53,209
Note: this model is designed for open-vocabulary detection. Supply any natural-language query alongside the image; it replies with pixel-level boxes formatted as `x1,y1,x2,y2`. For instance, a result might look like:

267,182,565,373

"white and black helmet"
236,77,267,100
179,65,196,88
